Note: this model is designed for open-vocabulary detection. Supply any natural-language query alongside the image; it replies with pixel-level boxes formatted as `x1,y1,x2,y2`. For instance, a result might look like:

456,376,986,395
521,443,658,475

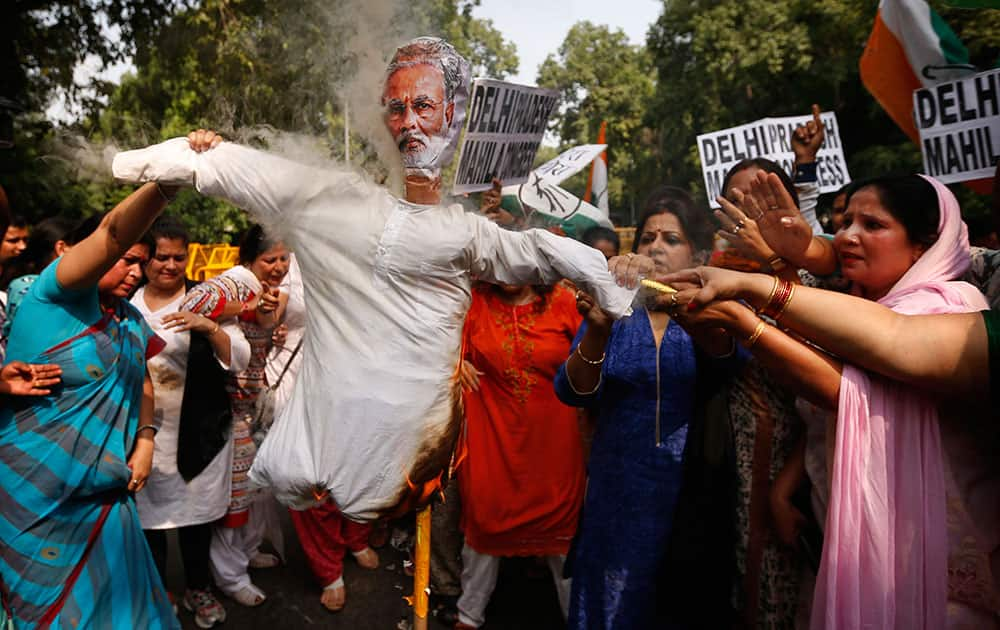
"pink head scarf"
811,175,988,629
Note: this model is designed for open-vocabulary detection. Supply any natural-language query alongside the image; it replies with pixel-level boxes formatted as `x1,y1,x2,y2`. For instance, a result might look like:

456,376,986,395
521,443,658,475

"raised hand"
715,193,777,264
792,104,825,164
738,171,814,267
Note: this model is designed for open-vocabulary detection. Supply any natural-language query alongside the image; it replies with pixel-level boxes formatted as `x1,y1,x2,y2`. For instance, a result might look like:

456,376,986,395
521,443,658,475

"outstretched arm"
469,217,635,318
56,183,171,291
672,298,843,409
664,266,989,397
112,130,362,228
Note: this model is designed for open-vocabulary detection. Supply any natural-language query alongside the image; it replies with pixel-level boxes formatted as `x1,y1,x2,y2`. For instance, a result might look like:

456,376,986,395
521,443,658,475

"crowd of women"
0,106,998,630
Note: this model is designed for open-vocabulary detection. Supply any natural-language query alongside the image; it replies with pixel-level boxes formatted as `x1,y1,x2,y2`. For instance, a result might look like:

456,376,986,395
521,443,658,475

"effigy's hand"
740,171,813,267
187,129,224,153
0,361,62,396
608,253,655,290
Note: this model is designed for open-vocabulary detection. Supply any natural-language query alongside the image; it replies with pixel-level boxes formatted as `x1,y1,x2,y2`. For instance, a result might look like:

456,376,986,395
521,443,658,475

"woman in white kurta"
131,219,250,629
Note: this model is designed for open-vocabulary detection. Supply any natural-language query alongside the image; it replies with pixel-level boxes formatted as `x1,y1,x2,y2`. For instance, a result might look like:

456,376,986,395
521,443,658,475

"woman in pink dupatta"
813,176,995,629
651,173,997,628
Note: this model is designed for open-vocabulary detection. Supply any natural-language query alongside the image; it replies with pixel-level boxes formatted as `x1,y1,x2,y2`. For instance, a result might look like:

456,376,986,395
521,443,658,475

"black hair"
0,186,10,236
147,216,190,256
720,158,800,208
7,214,27,230
4,216,75,281
633,186,714,253
238,224,282,264
581,226,620,252
66,215,102,246
844,175,940,249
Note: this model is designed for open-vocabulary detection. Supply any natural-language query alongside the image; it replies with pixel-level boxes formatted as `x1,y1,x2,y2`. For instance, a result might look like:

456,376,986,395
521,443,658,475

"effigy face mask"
382,37,471,179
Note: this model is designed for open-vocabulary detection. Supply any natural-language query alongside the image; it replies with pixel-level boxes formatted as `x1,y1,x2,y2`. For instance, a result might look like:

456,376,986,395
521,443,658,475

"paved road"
167,511,566,629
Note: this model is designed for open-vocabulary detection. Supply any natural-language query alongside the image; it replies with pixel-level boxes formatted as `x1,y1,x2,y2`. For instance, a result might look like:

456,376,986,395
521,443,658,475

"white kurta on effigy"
113,138,635,520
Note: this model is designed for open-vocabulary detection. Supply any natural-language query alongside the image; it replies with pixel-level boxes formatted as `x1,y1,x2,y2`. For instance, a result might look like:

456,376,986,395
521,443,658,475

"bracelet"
210,321,221,335
760,278,794,320
136,424,159,436
763,275,780,312
773,282,795,321
575,345,605,365
743,320,767,349
155,182,177,203
565,367,602,396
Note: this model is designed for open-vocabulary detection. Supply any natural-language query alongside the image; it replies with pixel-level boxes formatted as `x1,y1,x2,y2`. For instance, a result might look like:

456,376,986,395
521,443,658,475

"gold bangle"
763,275,779,311
774,282,795,321
743,320,767,349
576,345,605,365
211,322,221,335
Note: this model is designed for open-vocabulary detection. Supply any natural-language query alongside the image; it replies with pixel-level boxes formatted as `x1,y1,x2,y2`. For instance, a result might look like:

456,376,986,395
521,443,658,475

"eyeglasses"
384,97,442,122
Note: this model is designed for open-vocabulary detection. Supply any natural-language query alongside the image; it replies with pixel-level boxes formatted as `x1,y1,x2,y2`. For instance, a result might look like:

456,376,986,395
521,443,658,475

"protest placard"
696,112,851,207
913,67,1000,184
499,144,606,198
452,78,559,194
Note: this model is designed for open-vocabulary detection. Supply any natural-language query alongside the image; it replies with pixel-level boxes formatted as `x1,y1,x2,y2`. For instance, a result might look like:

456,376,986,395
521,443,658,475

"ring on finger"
669,293,679,307
733,225,742,235
736,218,746,228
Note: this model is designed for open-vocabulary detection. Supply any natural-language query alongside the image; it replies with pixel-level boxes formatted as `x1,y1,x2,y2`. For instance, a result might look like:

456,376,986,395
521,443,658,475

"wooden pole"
413,505,431,630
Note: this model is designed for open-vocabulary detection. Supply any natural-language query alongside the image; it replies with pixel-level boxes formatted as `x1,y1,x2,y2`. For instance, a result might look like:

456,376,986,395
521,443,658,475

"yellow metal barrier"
186,243,239,281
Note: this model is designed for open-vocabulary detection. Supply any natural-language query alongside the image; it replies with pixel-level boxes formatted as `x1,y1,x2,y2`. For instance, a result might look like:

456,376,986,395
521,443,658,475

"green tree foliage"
2,0,181,113
645,0,998,219
537,22,654,224
3,0,518,241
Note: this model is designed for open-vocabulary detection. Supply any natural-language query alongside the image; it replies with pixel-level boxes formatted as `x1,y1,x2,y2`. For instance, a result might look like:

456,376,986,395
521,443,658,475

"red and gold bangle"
760,278,793,320
773,282,795,322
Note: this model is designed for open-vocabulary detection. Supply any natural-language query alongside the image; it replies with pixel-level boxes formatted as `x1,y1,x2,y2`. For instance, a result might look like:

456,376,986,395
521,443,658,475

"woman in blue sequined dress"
555,187,741,629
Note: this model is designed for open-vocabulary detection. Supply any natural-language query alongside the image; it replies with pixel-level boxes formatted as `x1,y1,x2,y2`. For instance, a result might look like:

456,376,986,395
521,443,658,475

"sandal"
231,583,266,607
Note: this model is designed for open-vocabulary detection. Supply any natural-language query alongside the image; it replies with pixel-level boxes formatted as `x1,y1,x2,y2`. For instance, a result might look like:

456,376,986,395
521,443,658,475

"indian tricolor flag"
860,0,971,144
584,121,610,216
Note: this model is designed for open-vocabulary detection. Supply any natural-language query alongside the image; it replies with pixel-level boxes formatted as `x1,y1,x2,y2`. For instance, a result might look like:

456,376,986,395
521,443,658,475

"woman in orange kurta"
455,282,585,629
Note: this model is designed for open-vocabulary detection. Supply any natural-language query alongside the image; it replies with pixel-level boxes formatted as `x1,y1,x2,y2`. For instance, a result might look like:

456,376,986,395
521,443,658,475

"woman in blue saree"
0,180,185,629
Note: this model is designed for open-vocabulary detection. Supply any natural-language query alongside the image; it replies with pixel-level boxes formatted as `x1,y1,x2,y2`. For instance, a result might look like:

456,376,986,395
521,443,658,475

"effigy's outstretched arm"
112,137,362,227
469,216,636,318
